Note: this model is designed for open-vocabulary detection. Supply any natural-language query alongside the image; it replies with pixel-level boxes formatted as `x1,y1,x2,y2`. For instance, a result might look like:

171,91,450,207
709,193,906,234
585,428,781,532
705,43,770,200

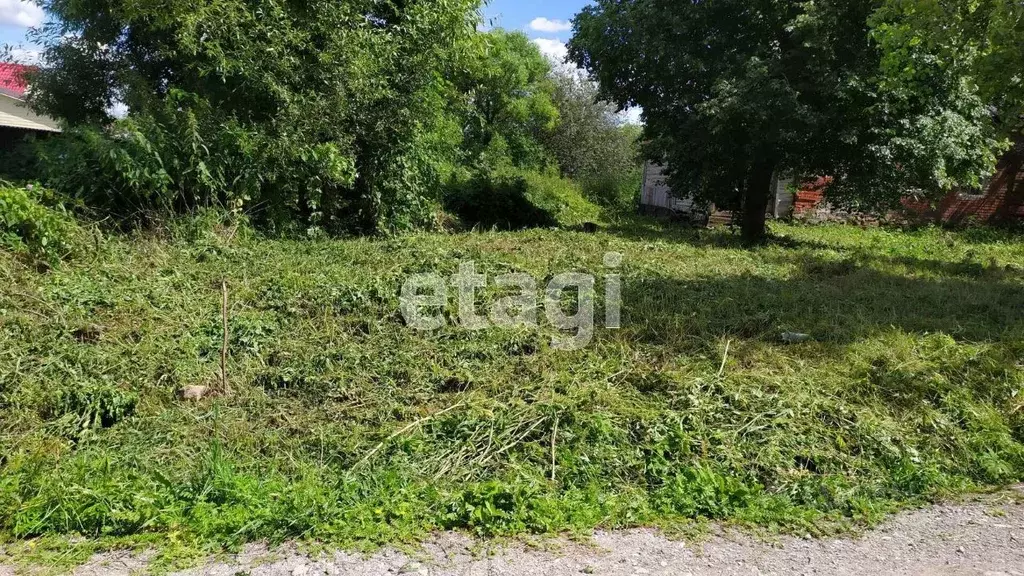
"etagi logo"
400,252,623,350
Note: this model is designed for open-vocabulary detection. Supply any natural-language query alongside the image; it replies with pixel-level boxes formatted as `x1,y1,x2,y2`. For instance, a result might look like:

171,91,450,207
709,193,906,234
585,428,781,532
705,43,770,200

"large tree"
455,30,559,171
542,70,640,174
568,0,1007,243
26,0,480,233
540,68,643,209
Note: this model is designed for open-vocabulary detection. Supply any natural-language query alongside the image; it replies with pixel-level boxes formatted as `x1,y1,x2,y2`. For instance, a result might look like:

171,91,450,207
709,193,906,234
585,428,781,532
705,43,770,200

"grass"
2,215,1024,566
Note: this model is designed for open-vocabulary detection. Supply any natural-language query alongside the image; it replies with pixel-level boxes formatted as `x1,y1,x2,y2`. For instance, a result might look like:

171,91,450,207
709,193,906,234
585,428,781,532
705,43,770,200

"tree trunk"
741,160,775,245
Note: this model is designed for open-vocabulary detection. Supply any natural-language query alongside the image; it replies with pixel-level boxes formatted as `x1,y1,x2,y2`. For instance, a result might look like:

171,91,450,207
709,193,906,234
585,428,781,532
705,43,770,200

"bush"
581,167,642,213
0,185,79,263
35,124,174,225
33,100,448,236
446,169,602,230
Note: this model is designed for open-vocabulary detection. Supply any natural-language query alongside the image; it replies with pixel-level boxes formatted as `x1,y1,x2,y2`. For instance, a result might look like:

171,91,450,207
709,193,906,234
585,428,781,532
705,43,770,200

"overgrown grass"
2,217,1024,561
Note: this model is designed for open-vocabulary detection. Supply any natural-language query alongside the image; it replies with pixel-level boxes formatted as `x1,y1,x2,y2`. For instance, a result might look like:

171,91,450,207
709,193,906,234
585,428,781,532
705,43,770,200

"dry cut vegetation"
2,215,1024,561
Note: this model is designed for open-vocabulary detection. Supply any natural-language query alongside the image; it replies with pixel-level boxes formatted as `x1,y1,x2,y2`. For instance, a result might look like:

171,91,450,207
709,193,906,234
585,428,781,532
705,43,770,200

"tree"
870,0,1023,134
455,30,559,172
26,0,481,233
541,68,643,210
568,0,1007,243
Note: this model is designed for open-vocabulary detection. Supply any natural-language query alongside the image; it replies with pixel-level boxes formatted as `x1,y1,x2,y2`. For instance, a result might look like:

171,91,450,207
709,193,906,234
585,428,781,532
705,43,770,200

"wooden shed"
639,161,794,223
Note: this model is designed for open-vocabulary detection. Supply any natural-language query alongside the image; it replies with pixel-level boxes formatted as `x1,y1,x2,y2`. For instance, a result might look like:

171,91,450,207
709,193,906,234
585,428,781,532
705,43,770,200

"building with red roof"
0,63,32,99
0,62,60,157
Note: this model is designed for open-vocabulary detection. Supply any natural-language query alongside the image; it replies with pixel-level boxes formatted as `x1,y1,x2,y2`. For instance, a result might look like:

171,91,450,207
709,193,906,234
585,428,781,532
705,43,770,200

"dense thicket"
25,0,483,233
543,69,643,211
15,2,641,234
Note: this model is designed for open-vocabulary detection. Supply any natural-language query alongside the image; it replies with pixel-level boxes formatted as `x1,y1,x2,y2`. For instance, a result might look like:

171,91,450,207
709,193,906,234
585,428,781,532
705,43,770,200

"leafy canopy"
568,0,1012,240
455,30,560,172
28,0,482,233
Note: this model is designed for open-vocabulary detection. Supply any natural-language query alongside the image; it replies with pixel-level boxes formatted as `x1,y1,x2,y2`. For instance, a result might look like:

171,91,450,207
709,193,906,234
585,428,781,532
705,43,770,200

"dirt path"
5,491,1024,576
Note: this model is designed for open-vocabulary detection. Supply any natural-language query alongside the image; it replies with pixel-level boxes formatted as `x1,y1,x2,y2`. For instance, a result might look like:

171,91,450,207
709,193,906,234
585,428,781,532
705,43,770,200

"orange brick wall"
794,144,1024,224
902,143,1024,224
793,177,830,217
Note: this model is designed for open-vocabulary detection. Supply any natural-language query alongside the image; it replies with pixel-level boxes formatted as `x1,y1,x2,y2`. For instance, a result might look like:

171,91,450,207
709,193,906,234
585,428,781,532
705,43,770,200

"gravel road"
5,490,1024,576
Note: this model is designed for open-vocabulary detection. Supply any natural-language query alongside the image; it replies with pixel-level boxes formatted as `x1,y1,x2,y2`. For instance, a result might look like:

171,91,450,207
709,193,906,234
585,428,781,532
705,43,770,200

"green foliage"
26,0,481,234
0,185,79,262
445,169,601,229
652,466,759,519
2,221,1024,554
568,0,1012,241
868,0,1024,136
542,69,643,212
45,383,138,442
456,31,560,171
580,167,643,213
19,16,589,235
34,124,174,222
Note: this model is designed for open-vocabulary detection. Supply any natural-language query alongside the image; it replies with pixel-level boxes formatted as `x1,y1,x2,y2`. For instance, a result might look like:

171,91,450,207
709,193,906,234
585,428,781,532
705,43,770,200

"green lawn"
2,219,1024,559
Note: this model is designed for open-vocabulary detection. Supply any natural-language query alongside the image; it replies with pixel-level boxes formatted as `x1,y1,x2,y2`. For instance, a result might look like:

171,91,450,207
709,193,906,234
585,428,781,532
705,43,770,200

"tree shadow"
621,251,1024,349
603,218,836,251
446,176,559,230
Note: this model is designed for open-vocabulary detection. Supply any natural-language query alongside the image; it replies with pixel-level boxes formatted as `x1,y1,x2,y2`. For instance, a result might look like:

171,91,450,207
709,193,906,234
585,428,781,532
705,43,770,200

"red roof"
0,63,32,98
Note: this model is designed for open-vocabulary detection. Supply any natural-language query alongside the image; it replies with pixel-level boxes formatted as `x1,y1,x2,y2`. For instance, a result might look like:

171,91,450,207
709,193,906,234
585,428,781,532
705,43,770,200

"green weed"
1,218,1023,561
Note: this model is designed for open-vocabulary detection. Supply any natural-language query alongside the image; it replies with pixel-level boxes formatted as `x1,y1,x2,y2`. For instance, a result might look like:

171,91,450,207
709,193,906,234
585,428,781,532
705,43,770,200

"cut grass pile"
1,217,1024,555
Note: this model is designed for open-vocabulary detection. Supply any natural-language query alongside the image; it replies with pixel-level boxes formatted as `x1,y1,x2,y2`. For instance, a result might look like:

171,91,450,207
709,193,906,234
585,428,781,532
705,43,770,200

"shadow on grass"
622,251,1024,347
603,218,836,251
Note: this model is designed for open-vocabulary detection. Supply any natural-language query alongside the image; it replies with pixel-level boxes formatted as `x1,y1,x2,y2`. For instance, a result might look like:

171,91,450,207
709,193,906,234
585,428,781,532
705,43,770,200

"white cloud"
0,0,43,27
7,47,40,64
532,38,568,64
528,17,571,34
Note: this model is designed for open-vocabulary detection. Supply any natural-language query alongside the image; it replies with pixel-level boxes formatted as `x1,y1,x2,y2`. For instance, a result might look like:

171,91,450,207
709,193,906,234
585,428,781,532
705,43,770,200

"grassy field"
2,217,1024,563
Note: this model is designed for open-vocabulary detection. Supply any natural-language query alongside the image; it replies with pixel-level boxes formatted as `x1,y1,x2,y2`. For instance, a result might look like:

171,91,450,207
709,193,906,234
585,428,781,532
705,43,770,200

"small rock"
957,546,965,554
180,385,211,400
292,565,309,576
581,566,596,574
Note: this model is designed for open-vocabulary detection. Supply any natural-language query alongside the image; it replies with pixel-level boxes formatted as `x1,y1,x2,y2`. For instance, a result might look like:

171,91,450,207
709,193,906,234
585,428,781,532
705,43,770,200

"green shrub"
652,465,760,519
446,169,602,230
35,124,174,224
0,185,79,263
45,382,138,442
581,167,642,213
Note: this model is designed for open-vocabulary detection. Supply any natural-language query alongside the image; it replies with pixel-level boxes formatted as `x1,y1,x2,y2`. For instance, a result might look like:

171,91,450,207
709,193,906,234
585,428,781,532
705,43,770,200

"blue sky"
0,0,44,55
483,0,588,37
484,0,592,64
1,0,594,62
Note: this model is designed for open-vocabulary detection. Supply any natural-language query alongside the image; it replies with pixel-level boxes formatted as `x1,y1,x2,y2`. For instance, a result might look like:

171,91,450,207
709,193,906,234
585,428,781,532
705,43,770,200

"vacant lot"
2,220,1024,562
